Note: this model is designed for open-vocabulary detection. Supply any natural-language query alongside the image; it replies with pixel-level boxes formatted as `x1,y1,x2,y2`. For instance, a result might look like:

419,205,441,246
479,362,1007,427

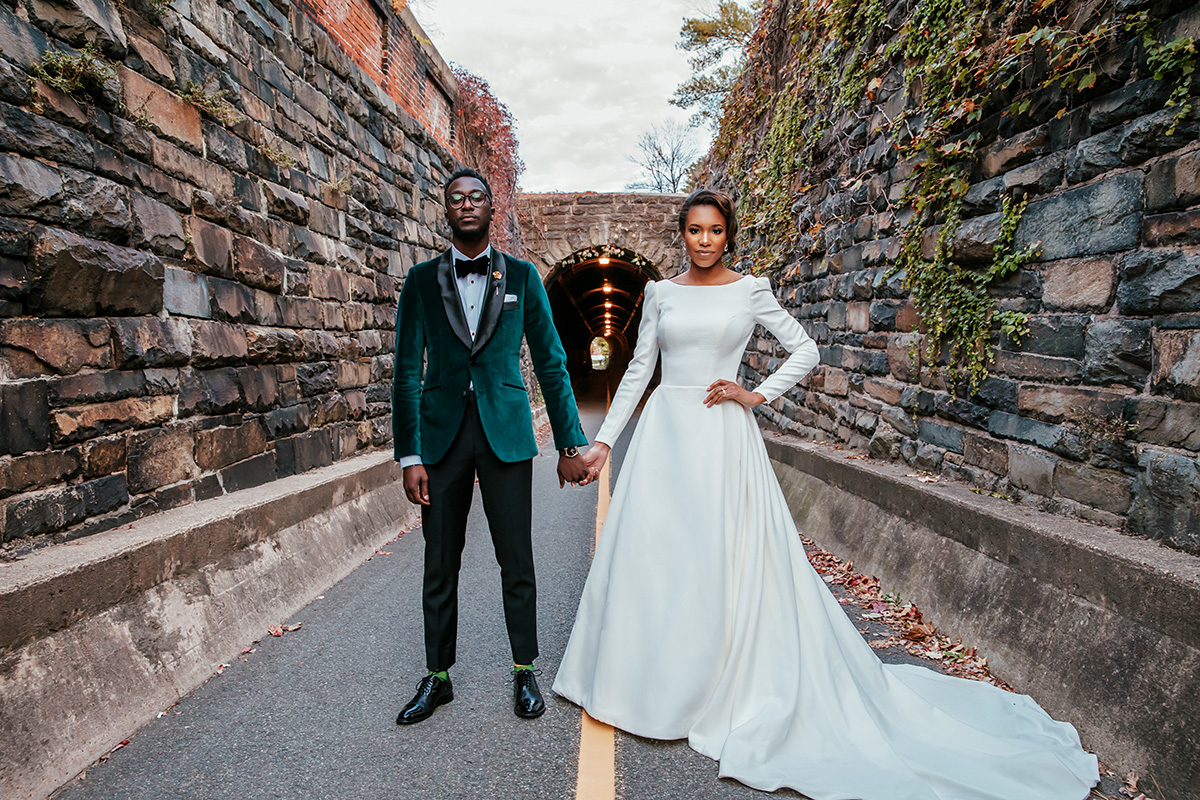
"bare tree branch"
625,121,699,193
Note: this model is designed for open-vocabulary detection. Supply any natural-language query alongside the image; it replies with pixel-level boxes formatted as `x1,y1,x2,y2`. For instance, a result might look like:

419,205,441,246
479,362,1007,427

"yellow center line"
575,391,616,800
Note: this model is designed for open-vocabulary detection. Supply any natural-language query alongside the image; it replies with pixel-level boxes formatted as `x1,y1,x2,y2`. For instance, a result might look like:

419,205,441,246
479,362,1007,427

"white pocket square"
503,294,518,303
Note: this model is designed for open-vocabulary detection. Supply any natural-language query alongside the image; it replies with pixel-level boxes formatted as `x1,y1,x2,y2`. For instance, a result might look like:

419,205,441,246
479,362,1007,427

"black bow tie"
454,255,490,278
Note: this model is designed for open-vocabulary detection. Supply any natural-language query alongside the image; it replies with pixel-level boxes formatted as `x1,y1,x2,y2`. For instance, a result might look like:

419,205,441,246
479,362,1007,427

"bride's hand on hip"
705,379,766,409
580,443,610,484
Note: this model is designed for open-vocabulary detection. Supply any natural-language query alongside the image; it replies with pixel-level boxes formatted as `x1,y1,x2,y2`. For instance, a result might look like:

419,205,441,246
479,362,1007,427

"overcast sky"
412,0,716,193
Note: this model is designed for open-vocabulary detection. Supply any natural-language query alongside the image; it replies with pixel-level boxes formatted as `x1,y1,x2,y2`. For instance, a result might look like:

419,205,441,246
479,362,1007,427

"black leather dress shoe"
513,670,545,718
396,674,453,725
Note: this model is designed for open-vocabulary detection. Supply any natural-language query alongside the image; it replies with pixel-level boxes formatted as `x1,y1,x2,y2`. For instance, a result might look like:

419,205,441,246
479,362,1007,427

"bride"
553,189,1099,799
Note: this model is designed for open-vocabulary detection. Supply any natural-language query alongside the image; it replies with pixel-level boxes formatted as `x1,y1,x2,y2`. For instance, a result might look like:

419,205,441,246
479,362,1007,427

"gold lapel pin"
492,271,502,280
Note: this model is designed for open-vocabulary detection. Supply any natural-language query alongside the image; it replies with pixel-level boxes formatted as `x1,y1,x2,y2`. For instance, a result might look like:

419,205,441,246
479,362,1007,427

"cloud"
414,0,713,192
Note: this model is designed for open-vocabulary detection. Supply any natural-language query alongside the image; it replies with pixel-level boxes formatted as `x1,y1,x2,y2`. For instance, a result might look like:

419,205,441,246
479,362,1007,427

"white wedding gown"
553,276,1099,799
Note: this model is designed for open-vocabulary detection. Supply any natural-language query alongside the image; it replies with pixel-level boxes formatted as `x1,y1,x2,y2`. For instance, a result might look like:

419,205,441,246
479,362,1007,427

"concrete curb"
0,451,418,800
765,432,1200,799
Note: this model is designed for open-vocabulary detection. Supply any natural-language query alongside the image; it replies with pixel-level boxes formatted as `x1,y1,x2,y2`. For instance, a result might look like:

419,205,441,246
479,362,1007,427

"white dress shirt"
400,245,494,469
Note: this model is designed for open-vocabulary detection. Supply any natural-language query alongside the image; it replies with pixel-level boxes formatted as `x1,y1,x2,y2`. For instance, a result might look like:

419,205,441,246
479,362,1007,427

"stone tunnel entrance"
517,192,686,398
544,245,660,395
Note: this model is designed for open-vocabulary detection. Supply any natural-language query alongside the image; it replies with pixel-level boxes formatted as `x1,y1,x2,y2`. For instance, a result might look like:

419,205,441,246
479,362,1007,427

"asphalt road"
54,394,1121,800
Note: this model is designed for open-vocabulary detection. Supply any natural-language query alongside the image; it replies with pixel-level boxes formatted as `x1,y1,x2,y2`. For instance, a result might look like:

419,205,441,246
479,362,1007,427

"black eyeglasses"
447,190,490,208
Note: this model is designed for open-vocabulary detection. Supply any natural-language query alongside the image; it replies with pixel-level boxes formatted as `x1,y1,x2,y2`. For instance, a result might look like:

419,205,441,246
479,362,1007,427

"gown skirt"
553,278,1099,800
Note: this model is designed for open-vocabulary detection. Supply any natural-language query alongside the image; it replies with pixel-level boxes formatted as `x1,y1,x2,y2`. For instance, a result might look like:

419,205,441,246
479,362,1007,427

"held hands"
581,443,610,485
557,452,590,488
705,379,766,409
403,465,430,506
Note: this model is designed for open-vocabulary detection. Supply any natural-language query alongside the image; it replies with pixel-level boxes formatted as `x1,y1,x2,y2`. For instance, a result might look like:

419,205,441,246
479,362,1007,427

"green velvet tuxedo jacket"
392,249,587,465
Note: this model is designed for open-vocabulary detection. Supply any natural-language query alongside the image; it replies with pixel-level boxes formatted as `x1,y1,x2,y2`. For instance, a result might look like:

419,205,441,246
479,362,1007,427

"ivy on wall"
700,0,1197,394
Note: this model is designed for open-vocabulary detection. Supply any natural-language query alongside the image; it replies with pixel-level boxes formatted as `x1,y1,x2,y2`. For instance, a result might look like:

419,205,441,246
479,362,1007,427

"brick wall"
295,0,458,155
705,0,1200,555
0,0,460,552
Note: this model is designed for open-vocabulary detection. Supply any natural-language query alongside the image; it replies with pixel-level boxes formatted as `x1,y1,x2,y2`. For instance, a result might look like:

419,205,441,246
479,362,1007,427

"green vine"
1143,31,1198,134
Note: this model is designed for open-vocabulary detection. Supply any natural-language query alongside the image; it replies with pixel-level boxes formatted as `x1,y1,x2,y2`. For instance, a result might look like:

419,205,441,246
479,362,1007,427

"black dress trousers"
421,393,536,671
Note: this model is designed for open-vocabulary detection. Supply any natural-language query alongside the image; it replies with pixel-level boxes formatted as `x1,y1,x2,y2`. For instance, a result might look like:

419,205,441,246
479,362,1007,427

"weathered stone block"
0,151,63,217
195,420,267,471
233,236,285,292
1018,385,1127,424
308,264,351,301
951,212,1001,264
274,428,333,476
1003,151,1065,197
119,67,202,150
1127,449,1199,554
188,216,234,277
1144,208,1200,248
2,483,85,541
80,434,125,477
0,6,52,71
989,410,1088,460
981,126,1049,178
29,226,163,316
1151,330,1200,403
51,395,173,443
60,168,132,240
79,473,128,516
918,419,964,453
209,277,256,323
1126,396,1200,452
1117,249,1200,316
189,320,248,366
27,0,128,54
1008,444,1057,496
126,426,198,494
1056,461,1133,514
1040,256,1114,311
264,180,309,224
0,448,79,497
1002,315,1087,359
963,431,1008,474
128,33,174,83
1083,319,1151,387
178,367,241,415
0,102,92,169
164,266,211,319
935,396,990,428
0,319,111,376
237,365,278,410
220,450,278,492
130,192,186,255
112,317,192,368
263,404,310,438
49,370,145,406
245,325,302,363
1016,174,1141,261
204,123,249,171
335,361,370,390
1144,145,1200,213
993,351,1083,382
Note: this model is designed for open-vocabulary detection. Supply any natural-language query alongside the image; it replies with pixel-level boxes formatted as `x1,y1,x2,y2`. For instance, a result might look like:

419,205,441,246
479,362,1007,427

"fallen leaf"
268,625,284,637
283,623,302,632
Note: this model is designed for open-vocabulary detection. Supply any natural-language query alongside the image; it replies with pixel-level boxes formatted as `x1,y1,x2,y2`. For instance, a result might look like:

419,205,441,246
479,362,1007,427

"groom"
392,168,590,724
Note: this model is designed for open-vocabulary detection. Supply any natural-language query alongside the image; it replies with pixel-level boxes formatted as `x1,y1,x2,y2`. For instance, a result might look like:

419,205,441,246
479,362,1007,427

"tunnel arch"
544,244,661,387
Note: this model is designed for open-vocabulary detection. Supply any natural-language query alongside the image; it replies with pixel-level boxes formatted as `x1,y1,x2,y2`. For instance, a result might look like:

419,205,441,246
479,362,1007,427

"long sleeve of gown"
594,281,661,447
748,276,820,403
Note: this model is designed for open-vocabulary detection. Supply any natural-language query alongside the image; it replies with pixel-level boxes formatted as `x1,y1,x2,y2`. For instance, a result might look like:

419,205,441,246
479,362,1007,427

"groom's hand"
403,465,430,505
557,453,589,487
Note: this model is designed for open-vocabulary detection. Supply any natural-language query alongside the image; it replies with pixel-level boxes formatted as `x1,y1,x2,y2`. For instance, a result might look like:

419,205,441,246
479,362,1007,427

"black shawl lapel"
471,250,507,356
435,249,474,350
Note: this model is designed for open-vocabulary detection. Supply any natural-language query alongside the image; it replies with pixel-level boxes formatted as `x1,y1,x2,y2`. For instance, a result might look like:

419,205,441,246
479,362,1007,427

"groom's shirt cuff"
399,455,422,468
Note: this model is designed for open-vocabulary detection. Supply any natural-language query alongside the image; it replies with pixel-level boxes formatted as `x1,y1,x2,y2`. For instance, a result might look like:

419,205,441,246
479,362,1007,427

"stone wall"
518,192,686,279
0,0,459,553
715,1,1200,554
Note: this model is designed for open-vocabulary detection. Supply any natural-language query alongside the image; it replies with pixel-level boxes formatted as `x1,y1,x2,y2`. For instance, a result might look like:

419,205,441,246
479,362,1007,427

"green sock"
428,669,448,681
513,663,534,673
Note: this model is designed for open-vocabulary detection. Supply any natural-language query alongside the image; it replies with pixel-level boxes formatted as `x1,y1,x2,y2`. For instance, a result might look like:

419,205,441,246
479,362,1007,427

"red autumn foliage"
452,66,526,257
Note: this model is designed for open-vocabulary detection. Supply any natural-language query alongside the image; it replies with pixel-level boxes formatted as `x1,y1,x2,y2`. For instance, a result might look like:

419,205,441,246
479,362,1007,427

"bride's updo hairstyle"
678,189,737,256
